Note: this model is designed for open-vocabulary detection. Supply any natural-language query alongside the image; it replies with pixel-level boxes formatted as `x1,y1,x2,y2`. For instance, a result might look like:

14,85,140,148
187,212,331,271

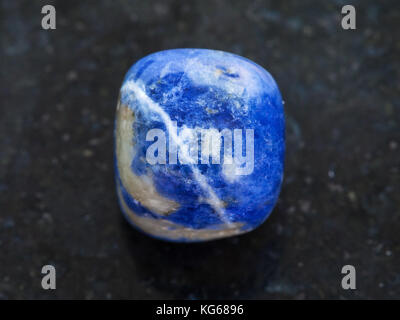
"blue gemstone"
115,49,285,242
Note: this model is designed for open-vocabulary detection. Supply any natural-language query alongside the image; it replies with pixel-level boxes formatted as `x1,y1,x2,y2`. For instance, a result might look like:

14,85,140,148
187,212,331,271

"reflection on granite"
0,0,399,299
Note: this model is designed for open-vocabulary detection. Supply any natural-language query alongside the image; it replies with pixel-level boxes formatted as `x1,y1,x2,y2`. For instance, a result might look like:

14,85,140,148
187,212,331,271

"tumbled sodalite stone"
115,49,284,242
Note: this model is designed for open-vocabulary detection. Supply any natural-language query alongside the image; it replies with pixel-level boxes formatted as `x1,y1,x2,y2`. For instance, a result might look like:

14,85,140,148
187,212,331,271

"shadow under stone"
119,205,286,299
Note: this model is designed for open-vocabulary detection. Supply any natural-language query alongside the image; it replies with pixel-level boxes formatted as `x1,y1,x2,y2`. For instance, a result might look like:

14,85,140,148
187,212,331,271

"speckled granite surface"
0,0,399,299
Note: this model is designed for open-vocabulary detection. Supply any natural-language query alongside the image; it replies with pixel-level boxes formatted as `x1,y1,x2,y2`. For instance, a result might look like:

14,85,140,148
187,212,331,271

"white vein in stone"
122,80,232,225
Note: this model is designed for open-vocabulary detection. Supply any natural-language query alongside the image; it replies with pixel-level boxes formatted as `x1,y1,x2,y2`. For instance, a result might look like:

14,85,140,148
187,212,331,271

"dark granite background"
0,0,399,299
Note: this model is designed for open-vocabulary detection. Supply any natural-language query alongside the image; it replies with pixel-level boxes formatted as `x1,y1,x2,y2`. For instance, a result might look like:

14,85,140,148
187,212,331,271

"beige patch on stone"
117,183,245,241
115,99,179,215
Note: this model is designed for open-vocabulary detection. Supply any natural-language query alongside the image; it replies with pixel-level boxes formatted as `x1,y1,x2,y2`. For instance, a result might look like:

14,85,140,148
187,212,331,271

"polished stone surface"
115,49,284,241
0,0,399,299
